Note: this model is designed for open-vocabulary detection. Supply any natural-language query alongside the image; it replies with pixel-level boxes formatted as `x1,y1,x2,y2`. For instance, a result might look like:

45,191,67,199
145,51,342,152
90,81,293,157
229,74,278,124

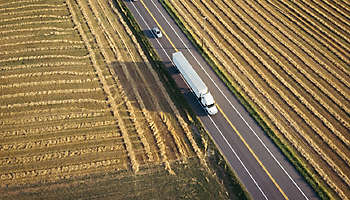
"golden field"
164,0,349,199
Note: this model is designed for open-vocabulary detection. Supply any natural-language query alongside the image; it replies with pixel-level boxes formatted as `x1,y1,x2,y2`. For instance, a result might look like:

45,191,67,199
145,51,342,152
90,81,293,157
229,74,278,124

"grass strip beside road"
159,0,333,199
112,0,250,199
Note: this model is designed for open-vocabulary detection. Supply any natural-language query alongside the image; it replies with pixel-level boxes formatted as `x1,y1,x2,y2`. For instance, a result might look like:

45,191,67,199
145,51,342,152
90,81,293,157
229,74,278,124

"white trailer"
173,52,218,115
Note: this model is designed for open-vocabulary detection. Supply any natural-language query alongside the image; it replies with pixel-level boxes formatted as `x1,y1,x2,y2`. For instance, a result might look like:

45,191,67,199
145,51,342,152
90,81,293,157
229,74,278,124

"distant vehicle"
173,52,218,115
152,27,162,38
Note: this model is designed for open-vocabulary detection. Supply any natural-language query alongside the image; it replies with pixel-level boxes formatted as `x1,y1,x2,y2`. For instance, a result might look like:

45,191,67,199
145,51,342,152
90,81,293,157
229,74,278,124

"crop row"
0,98,107,110
294,0,349,44
0,0,64,6
85,0,167,170
212,0,350,132
0,40,83,49
275,1,350,63
239,0,350,101
0,26,74,35
0,19,71,29
0,14,70,24
0,71,94,80
168,0,350,198
0,88,102,103
266,0,350,66
0,109,107,126
0,8,68,18
185,0,349,169
0,54,89,64
203,0,350,157
0,158,125,185
0,78,98,90
0,46,85,57
0,4,63,12
0,130,122,153
0,118,115,138
0,61,88,71
66,0,141,172
0,144,125,167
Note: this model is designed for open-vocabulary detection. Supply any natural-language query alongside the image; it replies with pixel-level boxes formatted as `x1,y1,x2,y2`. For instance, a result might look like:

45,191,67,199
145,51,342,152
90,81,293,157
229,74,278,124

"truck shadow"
182,90,208,117
109,61,208,117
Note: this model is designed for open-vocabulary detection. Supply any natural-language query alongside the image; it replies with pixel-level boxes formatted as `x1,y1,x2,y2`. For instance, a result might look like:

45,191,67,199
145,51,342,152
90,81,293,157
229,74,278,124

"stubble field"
0,0,230,199
164,0,350,199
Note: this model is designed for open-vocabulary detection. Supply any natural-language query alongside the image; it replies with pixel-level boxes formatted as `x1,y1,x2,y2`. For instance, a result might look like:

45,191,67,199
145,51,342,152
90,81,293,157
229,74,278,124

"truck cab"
201,92,218,115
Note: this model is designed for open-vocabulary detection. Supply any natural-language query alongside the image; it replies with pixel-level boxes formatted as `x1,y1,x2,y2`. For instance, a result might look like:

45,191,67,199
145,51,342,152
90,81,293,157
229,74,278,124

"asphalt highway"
124,0,318,199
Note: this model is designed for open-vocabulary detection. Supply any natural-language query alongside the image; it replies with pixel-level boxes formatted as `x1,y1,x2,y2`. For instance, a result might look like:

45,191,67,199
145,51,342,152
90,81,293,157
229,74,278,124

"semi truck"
173,51,218,115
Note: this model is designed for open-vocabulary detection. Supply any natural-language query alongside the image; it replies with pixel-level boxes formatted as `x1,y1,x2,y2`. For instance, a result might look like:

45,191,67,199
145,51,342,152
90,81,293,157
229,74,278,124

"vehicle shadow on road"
143,29,156,39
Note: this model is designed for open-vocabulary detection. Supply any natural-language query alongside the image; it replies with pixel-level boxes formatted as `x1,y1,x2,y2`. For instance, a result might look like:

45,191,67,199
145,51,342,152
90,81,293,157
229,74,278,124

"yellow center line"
140,0,178,52
217,105,289,200
139,1,288,199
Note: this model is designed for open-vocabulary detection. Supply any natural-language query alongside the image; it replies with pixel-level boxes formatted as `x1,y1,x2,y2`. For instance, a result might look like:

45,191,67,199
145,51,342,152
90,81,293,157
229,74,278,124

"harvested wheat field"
0,0,231,199
164,0,350,199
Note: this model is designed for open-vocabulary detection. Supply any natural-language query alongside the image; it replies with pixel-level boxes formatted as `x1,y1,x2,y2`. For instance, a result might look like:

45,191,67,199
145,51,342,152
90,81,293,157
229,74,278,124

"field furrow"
168,0,350,198
212,0,350,142
265,0,350,68
309,0,350,30
235,0,350,102
222,1,350,115
189,0,349,173
206,0,350,168
280,1,350,58
324,0,350,18
257,0,350,80
298,0,350,43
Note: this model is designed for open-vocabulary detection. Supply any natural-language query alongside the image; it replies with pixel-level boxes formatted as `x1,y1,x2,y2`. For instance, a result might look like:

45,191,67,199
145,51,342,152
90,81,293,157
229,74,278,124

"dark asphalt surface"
123,0,319,199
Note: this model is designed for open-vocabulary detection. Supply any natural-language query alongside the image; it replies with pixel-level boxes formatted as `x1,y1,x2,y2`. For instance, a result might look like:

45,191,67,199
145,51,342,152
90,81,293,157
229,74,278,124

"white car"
152,27,162,38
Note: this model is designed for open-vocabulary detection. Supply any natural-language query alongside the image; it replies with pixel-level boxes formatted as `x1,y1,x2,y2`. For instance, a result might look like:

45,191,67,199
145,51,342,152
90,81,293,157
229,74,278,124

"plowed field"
165,0,350,199
0,0,230,199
